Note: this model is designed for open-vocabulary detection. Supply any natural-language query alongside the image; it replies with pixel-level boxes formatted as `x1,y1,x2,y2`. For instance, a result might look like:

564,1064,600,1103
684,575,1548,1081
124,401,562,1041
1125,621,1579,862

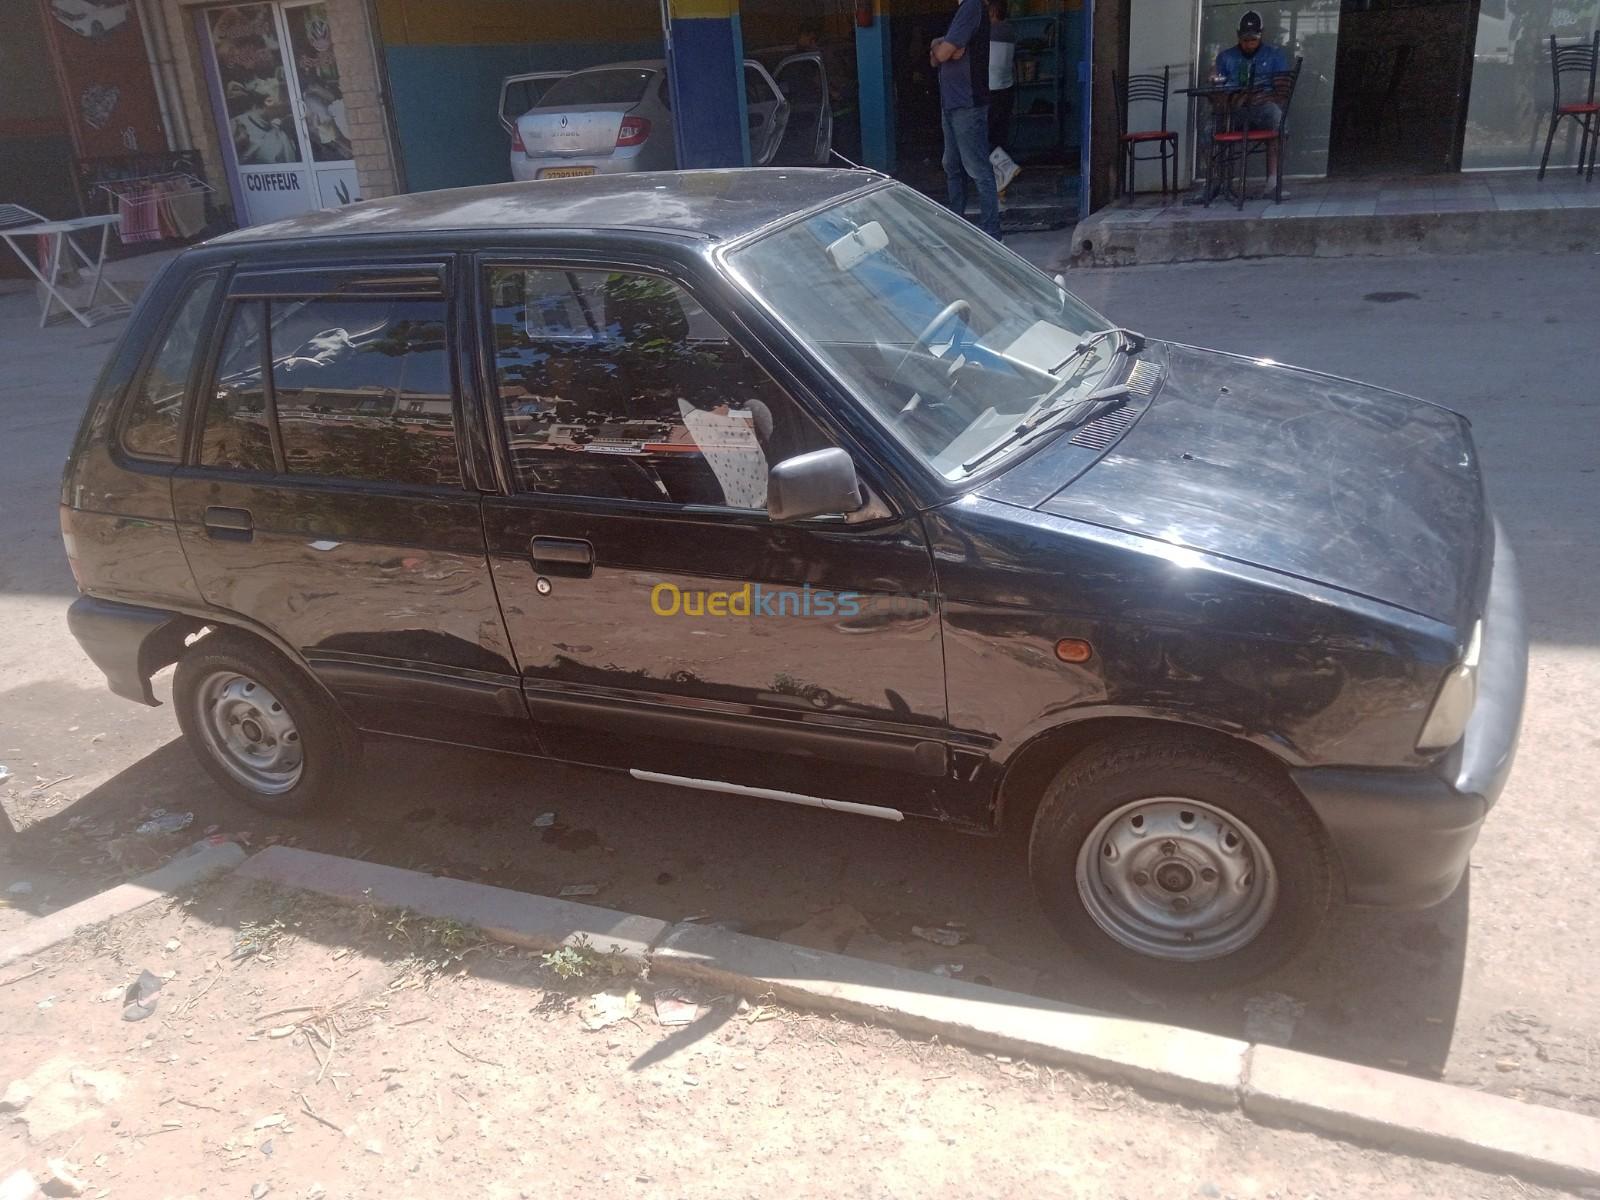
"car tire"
174,630,360,817
1027,733,1334,989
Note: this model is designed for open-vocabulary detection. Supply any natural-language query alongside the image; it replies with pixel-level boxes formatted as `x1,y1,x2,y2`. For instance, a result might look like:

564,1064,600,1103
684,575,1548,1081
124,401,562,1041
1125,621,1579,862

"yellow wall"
373,0,661,45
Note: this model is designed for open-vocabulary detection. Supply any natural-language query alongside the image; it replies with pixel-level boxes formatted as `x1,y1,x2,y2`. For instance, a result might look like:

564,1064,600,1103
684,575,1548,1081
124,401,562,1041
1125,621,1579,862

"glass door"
198,1,361,226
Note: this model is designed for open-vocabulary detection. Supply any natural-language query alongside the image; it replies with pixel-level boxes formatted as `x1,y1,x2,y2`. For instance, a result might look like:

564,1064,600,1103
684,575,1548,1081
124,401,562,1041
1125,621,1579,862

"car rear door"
472,254,953,818
742,61,791,166
171,258,534,755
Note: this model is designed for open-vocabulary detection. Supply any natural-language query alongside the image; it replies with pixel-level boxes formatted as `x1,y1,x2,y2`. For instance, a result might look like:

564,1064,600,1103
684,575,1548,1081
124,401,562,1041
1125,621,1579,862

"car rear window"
120,275,218,461
538,68,654,108
198,294,461,487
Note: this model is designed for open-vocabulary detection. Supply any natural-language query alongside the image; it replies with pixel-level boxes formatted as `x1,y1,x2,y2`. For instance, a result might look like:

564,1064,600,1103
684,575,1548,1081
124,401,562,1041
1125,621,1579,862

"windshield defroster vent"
1070,405,1138,451
1069,359,1160,451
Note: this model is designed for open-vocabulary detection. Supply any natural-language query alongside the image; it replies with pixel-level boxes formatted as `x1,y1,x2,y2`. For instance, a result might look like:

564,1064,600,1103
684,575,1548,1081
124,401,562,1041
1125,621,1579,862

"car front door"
772,52,832,165
474,257,951,817
171,259,533,756
742,61,791,166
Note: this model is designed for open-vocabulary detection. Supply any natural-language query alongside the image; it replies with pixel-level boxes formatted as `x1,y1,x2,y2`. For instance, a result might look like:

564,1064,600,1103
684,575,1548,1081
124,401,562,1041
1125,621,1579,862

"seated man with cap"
1199,10,1291,196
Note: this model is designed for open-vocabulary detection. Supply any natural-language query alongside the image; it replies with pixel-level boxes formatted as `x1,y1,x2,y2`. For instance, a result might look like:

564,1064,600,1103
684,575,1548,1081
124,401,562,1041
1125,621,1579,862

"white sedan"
507,54,831,183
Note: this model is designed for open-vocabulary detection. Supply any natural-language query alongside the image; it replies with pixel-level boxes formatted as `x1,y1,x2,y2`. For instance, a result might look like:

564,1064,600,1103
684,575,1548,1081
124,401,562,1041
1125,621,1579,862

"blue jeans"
941,104,1001,240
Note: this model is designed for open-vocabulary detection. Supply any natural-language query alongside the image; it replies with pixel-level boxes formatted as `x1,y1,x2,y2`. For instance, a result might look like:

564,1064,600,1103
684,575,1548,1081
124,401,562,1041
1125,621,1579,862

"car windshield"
726,186,1119,479
539,69,655,108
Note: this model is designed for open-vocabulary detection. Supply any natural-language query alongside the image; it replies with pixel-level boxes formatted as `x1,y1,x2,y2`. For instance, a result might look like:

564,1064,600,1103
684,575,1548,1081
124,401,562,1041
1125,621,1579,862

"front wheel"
1028,735,1334,988
174,630,360,817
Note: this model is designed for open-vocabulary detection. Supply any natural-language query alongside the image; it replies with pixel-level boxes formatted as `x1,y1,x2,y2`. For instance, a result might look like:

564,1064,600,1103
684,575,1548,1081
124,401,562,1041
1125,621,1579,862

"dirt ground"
0,877,1583,1200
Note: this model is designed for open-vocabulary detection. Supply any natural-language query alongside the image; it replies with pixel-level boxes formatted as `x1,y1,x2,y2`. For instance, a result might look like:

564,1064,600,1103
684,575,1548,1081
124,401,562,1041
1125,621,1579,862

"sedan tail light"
616,116,652,147
510,125,526,154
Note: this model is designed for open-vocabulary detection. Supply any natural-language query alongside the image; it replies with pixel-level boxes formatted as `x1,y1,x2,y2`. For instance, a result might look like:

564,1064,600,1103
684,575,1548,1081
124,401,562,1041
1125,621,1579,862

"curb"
0,840,245,971
220,847,1600,1189
233,846,665,964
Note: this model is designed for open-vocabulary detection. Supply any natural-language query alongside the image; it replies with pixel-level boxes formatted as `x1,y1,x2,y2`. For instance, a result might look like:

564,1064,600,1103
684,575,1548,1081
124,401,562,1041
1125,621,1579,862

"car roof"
207,169,883,247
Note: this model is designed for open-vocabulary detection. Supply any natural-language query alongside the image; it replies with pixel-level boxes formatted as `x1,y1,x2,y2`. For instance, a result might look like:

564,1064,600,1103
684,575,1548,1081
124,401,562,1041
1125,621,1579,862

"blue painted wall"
384,39,662,194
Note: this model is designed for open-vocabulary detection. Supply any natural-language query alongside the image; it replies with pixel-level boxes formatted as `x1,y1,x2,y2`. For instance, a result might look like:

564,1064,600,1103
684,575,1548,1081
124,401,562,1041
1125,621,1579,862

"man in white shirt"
987,1,1016,152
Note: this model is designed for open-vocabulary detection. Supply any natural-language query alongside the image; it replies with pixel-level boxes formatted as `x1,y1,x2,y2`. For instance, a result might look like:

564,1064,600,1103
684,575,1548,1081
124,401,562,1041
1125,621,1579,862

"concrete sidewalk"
1065,171,1600,266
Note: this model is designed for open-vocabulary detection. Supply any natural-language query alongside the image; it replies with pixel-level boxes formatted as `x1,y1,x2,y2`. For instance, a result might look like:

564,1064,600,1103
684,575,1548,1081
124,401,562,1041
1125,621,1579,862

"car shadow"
7,733,1467,1081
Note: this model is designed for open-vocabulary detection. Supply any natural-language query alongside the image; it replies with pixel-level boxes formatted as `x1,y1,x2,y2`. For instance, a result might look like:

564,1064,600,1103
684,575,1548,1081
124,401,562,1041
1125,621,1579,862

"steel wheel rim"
1075,797,1277,962
193,670,303,795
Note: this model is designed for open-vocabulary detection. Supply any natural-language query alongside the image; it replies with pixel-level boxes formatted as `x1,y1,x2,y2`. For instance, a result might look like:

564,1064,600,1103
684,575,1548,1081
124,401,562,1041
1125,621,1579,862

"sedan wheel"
192,670,304,795
1029,734,1333,987
174,630,359,816
1074,797,1277,962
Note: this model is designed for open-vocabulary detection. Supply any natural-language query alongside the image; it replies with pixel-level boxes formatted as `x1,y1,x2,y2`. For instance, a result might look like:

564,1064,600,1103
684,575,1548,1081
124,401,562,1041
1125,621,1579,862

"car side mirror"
767,448,863,523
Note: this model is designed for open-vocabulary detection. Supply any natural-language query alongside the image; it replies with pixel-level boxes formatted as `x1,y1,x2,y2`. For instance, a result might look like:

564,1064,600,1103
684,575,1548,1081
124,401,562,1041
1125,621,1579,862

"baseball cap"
1238,11,1263,35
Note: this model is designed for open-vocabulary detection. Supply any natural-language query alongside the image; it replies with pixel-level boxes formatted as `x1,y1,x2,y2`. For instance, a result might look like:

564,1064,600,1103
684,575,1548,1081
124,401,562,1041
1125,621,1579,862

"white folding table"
0,210,133,328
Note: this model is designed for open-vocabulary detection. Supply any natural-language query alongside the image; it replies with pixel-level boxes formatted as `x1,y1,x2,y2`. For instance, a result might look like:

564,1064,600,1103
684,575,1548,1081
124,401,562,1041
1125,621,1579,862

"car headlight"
1417,620,1482,751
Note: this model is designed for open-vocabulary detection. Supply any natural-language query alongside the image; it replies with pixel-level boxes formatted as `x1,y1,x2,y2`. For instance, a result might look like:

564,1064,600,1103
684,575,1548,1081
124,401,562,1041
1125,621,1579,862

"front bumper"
1292,520,1527,908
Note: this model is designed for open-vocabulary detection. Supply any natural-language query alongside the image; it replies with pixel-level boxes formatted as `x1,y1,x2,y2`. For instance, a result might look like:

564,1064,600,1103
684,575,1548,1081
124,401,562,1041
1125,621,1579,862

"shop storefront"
196,2,362,224
1125,0,1600,189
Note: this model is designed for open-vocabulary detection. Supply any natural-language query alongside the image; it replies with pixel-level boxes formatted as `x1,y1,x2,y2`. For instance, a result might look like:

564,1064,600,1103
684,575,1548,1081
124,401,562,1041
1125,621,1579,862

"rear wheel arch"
181,618,348,716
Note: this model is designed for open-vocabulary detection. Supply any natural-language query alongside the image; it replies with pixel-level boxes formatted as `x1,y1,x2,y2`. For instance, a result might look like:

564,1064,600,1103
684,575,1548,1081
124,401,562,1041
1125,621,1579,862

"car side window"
120,275,218,461
485,266,832,511
200,301,275,473
270,296,460,486
198,292,462,487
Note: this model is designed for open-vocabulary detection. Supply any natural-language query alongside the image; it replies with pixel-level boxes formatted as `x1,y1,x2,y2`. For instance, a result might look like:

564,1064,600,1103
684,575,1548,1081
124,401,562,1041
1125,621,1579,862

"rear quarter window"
119,275,218,461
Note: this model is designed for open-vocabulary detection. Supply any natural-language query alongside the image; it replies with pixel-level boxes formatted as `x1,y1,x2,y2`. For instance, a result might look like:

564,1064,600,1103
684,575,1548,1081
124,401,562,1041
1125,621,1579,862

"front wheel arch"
993,716,1306,837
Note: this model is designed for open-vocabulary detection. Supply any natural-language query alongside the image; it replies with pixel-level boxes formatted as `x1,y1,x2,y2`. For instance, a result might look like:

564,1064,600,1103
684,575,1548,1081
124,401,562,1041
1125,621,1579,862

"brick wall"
154,0,398,224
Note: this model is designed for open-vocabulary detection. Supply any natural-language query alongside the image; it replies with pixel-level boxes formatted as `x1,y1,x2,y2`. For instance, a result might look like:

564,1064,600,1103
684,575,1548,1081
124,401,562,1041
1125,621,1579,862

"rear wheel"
1028,734,1333,988
174,631,359,816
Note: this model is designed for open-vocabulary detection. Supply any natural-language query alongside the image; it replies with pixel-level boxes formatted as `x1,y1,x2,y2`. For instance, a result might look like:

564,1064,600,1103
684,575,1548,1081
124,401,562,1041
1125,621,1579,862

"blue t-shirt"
1215,42,1290,89
938,0,991,110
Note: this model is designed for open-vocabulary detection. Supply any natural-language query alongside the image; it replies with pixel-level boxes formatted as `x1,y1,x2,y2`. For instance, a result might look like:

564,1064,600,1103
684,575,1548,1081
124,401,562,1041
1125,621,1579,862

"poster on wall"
38,0,167,157
199,2,360,226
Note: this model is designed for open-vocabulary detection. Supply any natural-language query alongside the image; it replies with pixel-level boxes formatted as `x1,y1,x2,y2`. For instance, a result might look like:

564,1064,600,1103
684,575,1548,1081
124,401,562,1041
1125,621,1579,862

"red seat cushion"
1558,102,1600,114
1212,132,1245,142
1121,130,1177,142
1214,130,1280,142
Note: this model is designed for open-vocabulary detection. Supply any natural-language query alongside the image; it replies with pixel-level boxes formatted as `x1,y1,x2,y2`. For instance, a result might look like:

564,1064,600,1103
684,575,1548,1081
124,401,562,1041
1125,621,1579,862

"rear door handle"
530,536,594,579
204,506,254,541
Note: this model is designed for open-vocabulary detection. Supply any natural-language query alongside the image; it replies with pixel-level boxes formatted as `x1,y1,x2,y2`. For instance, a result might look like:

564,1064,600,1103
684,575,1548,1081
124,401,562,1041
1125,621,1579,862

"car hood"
981,343,1487,625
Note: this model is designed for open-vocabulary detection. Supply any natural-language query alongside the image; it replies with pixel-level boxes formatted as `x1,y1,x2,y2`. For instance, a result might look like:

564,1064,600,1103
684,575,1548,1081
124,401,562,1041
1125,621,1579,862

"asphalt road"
3,246,1596,1115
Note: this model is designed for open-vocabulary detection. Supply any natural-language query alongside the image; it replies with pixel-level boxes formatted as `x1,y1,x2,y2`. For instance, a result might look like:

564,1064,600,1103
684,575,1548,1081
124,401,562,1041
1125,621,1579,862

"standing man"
987,1,1016,156
930,0,1001,239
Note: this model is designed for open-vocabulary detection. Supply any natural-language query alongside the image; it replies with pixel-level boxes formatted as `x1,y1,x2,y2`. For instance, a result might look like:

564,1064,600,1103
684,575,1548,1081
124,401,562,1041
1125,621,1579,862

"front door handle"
530,536,594,579
204,506,254,541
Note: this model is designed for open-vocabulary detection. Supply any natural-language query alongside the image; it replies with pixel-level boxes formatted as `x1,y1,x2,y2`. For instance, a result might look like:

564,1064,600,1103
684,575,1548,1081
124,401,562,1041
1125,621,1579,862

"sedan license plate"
539,167,596,179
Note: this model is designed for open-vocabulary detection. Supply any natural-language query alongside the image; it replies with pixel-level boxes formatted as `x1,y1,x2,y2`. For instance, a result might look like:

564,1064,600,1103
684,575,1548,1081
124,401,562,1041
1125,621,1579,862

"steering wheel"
891,299,972,418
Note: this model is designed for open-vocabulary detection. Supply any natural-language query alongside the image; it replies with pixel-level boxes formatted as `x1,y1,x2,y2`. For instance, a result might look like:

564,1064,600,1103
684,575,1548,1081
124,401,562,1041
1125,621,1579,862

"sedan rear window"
539,69,654,108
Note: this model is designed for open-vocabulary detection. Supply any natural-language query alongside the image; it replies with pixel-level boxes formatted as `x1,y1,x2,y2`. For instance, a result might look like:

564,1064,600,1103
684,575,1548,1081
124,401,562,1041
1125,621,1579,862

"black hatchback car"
62,170,1525,985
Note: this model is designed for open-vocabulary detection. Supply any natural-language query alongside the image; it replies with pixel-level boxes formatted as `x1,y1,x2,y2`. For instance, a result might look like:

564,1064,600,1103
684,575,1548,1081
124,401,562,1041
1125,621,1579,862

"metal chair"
1114,66,1179,198
1212,57,1302,207
1538,32,1599,181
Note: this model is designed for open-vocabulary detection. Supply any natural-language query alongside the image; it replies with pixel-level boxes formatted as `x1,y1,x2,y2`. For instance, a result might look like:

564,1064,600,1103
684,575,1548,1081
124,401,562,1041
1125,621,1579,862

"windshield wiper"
960,384,1135,473
1049,326,1146,376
